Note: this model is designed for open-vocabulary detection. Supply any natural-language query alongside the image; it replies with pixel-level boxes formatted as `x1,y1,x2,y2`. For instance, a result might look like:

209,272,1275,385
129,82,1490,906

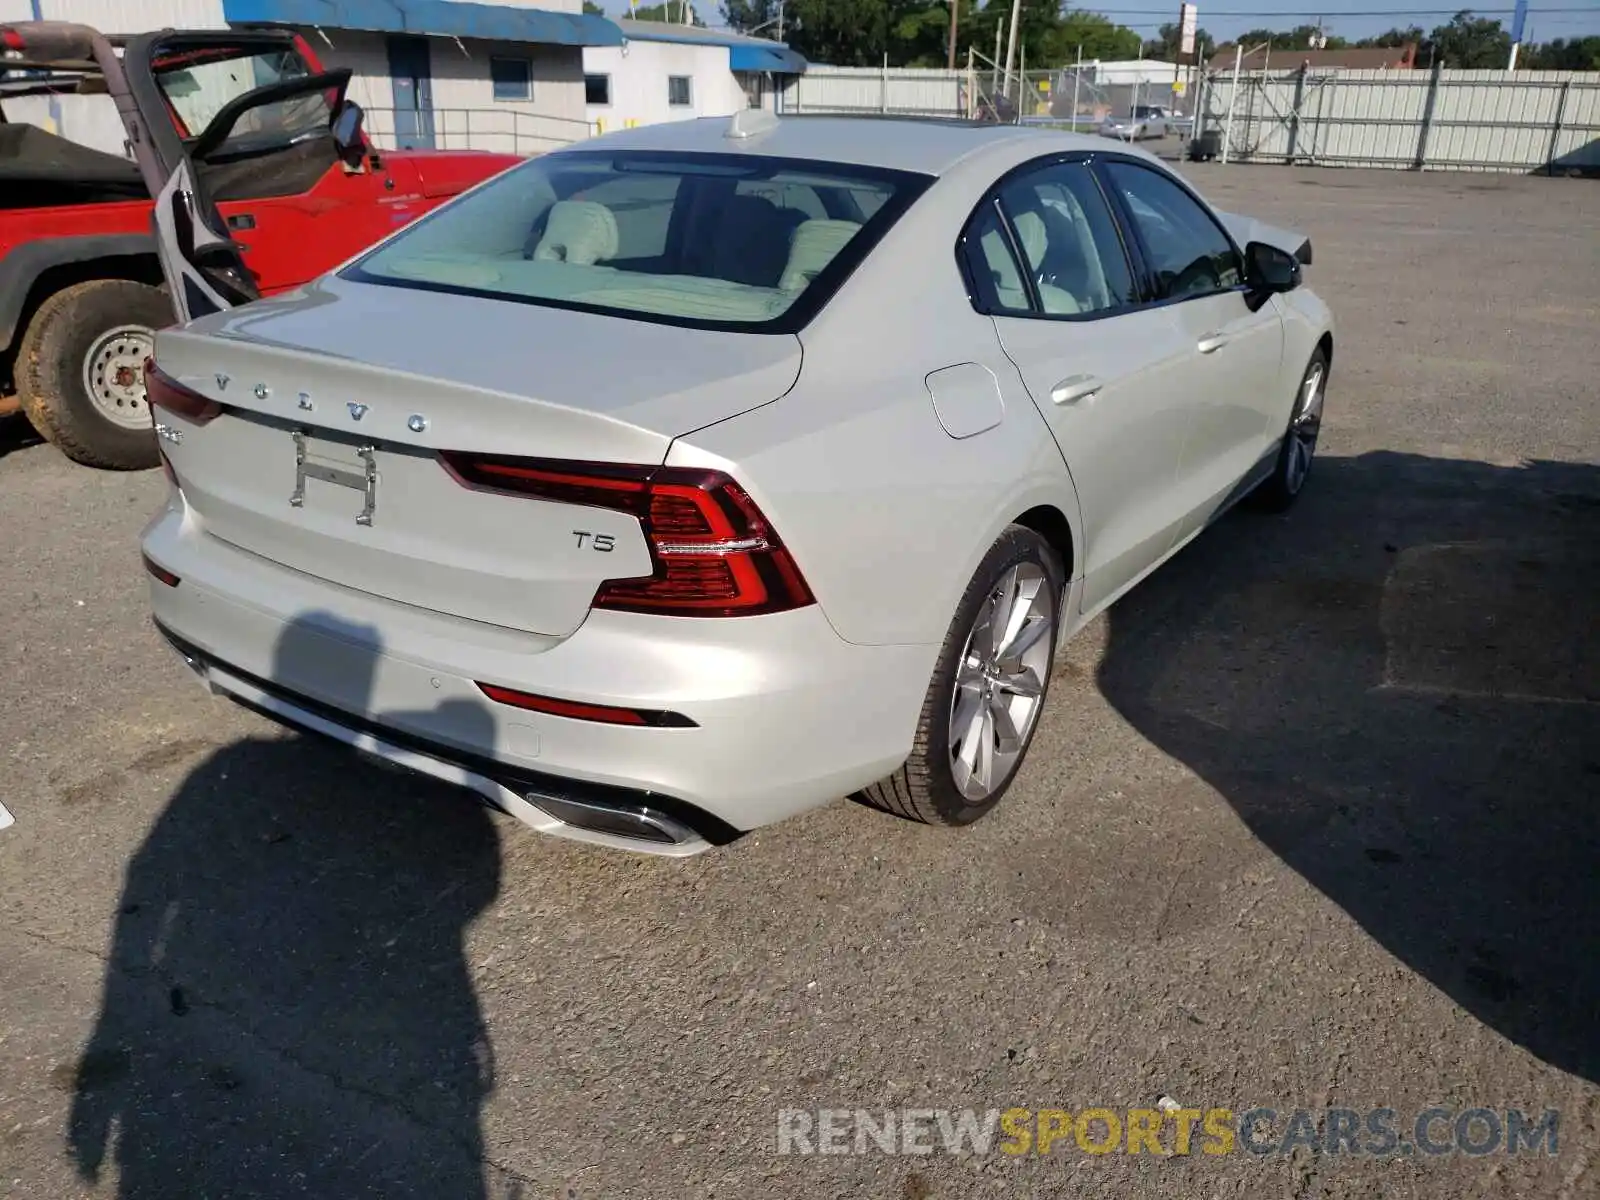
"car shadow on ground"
67,616,504,1199
1096,449,1600,1084
0,411,44,460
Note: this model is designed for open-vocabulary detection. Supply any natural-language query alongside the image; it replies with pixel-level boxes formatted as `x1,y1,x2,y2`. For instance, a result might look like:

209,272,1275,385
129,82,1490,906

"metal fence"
360,106,594,156
779,66,975,119
780,66,1195,134
1196,66,1600,175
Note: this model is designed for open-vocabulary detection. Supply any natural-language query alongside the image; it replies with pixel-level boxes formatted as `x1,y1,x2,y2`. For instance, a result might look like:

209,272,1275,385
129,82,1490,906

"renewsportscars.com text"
776,1106,1559,1158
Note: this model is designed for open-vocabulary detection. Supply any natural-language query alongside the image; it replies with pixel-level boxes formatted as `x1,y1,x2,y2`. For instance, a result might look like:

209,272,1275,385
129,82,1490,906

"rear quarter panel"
670,146,1086,649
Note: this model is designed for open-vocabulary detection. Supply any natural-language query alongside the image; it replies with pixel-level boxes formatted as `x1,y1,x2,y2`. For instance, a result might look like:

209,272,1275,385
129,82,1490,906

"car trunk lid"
153,279,802,637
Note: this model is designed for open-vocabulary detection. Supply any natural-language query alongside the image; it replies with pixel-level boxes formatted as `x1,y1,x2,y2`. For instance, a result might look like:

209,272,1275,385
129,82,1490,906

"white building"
1085,59,1182,89
1,0,625,154
583,19,805,134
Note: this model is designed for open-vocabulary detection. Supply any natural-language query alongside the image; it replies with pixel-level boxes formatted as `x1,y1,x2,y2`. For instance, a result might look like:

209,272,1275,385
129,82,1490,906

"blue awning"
727,43,806,74
615,20,806,74
222,0,624,48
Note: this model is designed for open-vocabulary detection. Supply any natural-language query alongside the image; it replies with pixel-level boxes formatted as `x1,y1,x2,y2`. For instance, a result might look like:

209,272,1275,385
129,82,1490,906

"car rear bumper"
142,506,936,855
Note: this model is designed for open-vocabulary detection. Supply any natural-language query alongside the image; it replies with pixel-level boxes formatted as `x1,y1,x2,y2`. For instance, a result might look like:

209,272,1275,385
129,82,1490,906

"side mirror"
332,100,365,151
1246,240,1301,295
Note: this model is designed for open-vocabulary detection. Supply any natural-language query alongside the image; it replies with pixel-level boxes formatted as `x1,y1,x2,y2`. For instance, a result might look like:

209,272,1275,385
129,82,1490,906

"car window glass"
1103,161,1241,300
349,153,921,330
996,162,1136,316
737,179,827,221
562,172,678,259
962,202,1031,314
154,47,325,147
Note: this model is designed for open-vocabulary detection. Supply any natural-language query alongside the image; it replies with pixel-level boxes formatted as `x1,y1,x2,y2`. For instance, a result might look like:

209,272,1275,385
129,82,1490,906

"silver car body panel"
141,116,1333,853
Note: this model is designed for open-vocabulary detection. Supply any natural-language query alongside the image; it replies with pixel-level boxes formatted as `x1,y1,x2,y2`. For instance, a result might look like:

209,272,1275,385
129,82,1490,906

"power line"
1096,6,1594,15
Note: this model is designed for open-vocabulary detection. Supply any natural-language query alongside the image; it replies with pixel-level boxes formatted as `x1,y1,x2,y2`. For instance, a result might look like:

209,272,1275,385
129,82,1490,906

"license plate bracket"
289,430,378,527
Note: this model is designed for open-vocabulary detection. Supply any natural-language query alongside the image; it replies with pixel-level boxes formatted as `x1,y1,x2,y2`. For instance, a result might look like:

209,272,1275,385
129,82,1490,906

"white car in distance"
1100,105,1175,140
142,111,1333,856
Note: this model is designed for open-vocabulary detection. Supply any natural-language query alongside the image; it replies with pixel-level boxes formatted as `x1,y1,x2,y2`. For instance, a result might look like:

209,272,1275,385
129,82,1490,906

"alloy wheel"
948,561,1056,801
1284,359,1325,495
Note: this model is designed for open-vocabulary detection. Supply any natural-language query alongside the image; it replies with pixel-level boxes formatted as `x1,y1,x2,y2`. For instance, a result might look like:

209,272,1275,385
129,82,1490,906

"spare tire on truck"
18,277,168,470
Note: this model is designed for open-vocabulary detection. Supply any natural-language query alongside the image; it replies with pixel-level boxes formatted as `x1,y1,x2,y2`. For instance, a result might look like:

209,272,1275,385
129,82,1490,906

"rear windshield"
344,150,930,332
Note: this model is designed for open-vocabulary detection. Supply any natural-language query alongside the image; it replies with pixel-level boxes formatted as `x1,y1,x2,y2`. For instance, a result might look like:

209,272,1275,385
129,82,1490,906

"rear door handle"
1050,374,1102,406
1197,332,1229,354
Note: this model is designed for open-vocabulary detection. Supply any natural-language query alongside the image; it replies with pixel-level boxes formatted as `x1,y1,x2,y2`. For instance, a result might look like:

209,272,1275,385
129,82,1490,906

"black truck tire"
18,278,169,470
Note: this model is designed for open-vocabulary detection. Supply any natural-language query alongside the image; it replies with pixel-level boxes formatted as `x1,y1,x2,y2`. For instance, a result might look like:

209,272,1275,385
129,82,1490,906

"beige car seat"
779,219,861,292
532,200,620,265
1012,210,1081,315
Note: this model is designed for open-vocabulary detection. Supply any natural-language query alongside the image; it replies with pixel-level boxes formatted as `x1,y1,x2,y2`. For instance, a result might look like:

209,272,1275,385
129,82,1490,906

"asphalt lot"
2,162,1597,1199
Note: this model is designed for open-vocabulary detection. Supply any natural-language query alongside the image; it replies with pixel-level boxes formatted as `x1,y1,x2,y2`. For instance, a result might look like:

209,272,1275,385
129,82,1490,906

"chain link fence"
781,65,1196,136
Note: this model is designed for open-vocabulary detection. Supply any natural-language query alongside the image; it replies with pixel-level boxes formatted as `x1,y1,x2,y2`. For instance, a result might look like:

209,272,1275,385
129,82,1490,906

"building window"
584,73,611,106
491,57,532,102
667,75,692,107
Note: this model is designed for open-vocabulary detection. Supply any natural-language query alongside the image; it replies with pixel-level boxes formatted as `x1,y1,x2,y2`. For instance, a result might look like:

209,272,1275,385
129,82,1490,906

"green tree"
583,0,604,13
1523,36,1600,70
1057,10,1142,62
741,1,1144,71
1429,10,1511,67
720,0,781,35
631,1,707,24
1356,25,1425,49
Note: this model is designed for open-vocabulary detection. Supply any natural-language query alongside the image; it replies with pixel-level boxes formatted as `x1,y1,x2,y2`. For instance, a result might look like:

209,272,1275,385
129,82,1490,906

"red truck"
1,21,519,469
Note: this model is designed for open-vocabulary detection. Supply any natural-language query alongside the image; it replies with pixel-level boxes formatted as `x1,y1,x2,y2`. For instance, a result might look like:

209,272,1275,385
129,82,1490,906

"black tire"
18,278,169,470
1252,345,1329,513
860,525,1064,827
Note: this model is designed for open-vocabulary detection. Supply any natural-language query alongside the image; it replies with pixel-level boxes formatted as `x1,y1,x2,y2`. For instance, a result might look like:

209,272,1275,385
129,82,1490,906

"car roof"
556,115,1117,177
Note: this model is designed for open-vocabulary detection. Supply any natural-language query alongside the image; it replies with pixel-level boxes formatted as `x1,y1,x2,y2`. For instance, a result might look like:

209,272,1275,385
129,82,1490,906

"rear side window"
961,202,1032,315
959,159,1137,319
997,161,1137,315
1102,161,1242,300
345,151,930,332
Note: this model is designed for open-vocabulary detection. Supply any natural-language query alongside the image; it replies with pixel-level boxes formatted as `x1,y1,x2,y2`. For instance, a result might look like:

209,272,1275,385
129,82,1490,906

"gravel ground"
1,162,1596,1200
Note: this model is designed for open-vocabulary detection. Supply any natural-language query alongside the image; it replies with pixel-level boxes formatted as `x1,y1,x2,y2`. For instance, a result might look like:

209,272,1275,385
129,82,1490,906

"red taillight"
2,29,25,51
142,553,180,588
144,360,224,426
441,453,814,618
475,682,695,727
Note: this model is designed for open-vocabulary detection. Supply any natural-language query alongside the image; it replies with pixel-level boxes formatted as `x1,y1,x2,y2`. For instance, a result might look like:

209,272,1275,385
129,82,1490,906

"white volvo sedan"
141,112,1333,855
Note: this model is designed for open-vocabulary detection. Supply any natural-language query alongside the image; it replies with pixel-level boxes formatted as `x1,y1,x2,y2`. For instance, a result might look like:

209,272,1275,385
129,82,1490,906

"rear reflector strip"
475,682,696,728
142,553,180,588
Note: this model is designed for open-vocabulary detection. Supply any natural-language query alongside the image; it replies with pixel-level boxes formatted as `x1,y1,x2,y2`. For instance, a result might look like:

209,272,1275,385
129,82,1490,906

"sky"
607,1,1600,46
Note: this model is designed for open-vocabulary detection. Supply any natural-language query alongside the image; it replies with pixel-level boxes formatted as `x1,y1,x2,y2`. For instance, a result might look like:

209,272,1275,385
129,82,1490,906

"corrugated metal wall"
1198,67,1600,174
780,67,971,119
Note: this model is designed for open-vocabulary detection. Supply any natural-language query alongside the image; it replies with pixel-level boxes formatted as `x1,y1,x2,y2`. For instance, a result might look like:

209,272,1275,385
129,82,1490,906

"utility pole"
1071,42,1082,131
992,19,1003,97
777,0,784,41
947,0,959,71
1003,0,1022,100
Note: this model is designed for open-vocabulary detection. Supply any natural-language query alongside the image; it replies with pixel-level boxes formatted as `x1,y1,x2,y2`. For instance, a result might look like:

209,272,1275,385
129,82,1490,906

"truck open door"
116,28,366,321
3,19,503,471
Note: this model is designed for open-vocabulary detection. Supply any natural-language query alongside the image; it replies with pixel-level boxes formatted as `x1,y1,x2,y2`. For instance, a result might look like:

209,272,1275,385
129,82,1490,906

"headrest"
1013,210,1048,267
532,200,620,265
778,218,861,292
